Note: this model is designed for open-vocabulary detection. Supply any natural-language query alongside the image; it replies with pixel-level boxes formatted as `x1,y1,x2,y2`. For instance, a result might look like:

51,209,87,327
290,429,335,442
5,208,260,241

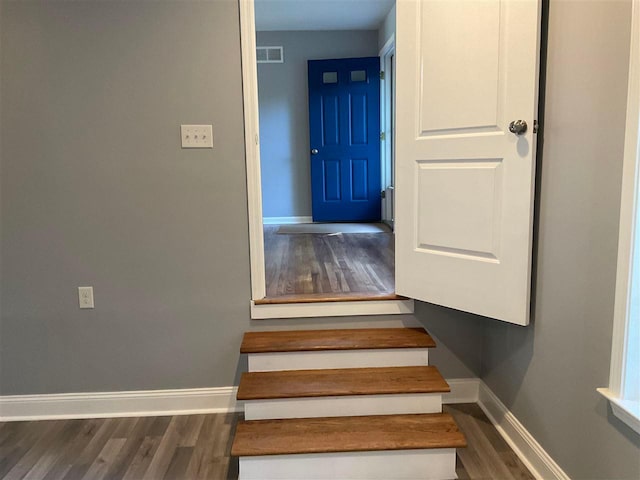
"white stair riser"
238,448,457,480
244,393,443,420
248,348,429,372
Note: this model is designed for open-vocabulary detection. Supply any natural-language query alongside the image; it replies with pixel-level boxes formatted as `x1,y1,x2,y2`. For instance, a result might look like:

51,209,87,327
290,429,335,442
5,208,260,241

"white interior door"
395,0,541,325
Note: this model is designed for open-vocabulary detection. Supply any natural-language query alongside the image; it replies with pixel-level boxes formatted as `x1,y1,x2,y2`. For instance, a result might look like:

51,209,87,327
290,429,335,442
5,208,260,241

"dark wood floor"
263,225,395,298
0,404,534,480
446,404,535,480
0,413,238,480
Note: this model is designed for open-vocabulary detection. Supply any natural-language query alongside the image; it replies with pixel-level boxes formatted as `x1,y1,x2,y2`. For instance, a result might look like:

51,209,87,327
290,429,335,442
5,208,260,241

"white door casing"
395,0,542,325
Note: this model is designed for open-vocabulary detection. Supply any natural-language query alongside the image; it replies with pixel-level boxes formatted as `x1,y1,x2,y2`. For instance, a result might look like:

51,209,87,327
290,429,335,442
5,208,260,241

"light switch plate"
78,286,94,309
181,125,213,148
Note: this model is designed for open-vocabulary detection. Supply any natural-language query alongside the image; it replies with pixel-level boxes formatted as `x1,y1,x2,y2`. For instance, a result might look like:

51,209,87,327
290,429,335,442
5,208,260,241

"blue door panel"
350,94,368,145
323,159,341,201
308,57,381,222
351,159,368,201
322,96,340,146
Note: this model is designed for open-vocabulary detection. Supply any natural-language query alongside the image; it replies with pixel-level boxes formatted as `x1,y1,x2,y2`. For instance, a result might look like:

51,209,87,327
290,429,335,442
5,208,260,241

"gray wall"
481,1,640,479
377,4,396,50
1,1,639,478
0,0,251,394
256,30,378,219
0,1,480,395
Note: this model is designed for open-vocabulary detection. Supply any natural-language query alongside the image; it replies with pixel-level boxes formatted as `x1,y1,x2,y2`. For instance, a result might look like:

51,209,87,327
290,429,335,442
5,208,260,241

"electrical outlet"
181,125,213,148
78,286,94,309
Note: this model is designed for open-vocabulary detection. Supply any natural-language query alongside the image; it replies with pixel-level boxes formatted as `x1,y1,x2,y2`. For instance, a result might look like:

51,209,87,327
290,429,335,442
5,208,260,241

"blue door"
308,57,381,222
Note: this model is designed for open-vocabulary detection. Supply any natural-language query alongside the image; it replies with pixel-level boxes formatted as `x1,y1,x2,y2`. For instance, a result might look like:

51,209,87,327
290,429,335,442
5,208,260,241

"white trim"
597,388,640,435
478,382,571,480
251,299,414,319
240,0,267,301
379,34,395,227
379,34,395,59
263,216,313,225
600,0,640,431
0,387,242,422
0,379,475,422
0,379,471,422
442,378,480,404
609,0,640,397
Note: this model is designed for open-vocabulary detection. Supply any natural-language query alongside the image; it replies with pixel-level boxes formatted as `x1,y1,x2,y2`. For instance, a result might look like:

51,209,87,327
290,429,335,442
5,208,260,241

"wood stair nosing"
240,328,436,354
231,412,467,457
236,365,450,401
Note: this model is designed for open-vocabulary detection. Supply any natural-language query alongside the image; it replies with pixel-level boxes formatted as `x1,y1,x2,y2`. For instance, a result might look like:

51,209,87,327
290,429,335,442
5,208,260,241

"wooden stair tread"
231,413,467,457
237,366,449,400
240,328,435,354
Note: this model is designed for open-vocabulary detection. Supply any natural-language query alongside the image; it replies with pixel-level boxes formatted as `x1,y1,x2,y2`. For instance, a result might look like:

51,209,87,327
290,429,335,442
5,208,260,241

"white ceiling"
255,0,395,31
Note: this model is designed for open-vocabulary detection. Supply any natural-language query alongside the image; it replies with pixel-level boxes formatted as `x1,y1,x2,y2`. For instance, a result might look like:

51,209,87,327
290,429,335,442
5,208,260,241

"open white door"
395,0,541,325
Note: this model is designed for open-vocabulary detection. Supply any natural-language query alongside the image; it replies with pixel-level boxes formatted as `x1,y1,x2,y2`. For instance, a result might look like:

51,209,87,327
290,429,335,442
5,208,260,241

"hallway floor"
263,225,395,299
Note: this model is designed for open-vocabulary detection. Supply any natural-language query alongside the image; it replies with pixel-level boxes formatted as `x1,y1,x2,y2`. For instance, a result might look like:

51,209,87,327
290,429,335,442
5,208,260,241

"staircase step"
240,328,435,354
237,366,449,400
231,412,466,457
239,366,449,420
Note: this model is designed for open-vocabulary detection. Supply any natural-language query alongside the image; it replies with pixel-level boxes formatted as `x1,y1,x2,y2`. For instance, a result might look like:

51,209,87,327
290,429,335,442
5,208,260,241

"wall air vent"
257,46,284,64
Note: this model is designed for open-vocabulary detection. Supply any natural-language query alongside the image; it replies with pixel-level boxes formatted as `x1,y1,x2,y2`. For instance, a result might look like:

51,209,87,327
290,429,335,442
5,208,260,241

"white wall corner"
477,381,571,480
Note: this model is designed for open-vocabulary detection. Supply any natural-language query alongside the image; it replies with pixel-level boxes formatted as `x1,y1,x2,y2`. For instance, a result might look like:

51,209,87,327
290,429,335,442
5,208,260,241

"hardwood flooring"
0,413,239,480
0,404,534,480
263,225,395,299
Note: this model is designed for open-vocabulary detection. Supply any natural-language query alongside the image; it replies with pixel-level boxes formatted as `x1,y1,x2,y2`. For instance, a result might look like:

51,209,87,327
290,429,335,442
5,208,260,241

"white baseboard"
263,216,313,225
443,378,480,404
0,387,241,422
478,382,570,480
0,379,474,422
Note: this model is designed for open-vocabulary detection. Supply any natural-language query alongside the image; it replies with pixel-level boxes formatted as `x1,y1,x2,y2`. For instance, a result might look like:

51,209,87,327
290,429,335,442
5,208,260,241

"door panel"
350,94,368,145
416,159,503,259
322,96,340,146
309,57,381,222
395,0,541,325
323,159,341,201
419,0,502,133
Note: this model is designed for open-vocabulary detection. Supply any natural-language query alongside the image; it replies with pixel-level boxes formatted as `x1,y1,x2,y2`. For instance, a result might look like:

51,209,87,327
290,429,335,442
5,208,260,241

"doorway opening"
254,0,397,304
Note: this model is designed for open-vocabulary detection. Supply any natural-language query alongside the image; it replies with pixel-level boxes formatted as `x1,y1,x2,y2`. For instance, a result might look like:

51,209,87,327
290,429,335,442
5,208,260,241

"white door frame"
380,35,396,228
238,0,413,319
